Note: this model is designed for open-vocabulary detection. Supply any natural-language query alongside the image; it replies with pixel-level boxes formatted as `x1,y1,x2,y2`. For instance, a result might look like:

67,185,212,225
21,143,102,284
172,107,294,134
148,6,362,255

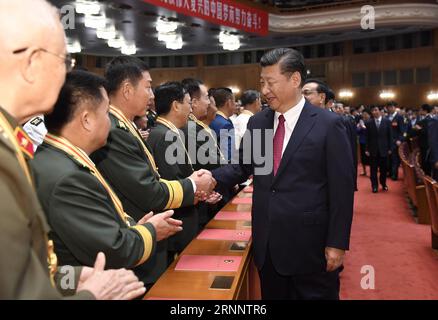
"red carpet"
340,171,438,300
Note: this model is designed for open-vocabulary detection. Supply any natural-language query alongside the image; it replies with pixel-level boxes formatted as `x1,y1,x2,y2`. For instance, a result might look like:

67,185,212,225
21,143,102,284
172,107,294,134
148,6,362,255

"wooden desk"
145,187,260,300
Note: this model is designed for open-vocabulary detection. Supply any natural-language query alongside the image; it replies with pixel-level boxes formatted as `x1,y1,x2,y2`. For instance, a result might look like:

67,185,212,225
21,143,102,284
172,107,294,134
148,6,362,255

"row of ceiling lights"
74,0,137,54
68,0,242,55
338,90,438,101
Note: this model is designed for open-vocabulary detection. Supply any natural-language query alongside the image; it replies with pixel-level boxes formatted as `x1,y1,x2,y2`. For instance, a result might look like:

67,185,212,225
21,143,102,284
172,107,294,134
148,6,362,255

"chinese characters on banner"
142,0,269,36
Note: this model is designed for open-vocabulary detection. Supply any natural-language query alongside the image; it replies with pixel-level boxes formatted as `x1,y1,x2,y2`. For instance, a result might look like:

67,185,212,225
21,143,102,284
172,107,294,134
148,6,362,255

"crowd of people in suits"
299,77,438,192
344,102,438,187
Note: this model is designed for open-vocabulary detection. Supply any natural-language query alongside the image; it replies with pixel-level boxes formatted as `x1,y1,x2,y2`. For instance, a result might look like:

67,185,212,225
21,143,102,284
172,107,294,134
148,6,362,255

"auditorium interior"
0,0,437,301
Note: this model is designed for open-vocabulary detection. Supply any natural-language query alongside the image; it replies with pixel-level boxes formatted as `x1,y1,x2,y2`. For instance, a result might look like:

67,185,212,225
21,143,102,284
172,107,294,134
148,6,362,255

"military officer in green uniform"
181,79,231,227
90,57,216,285
0,0,145,299
148,82,222,261
181,78,226,172
32,71,184,283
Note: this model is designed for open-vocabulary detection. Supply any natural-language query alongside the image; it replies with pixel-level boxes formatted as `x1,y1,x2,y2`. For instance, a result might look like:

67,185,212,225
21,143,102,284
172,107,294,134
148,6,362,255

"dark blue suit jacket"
210,113,235,162
387,113,406,144
427,118,438,178
212,102,354,276
365,118,392,157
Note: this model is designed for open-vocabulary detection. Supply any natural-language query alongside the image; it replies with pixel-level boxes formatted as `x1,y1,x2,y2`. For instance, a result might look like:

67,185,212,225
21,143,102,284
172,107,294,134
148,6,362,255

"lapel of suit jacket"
259,108,275,184
272,102,317,185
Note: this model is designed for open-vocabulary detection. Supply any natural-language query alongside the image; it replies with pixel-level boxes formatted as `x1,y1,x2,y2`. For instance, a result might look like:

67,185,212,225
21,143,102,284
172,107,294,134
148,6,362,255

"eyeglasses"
12,47,75,72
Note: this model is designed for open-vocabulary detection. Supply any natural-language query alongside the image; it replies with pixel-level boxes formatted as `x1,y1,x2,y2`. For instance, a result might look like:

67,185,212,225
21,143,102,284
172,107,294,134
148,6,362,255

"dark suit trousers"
258,246,340,300
389,146,400,178
370,152,388,188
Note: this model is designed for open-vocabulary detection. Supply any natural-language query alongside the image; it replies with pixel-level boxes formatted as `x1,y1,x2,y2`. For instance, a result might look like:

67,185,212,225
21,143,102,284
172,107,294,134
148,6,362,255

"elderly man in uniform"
0,0,145,299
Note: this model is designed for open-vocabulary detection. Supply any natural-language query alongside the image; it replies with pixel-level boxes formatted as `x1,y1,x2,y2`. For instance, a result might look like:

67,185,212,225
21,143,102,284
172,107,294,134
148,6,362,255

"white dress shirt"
232,110,254,149
23,115,47,152
375,116,382,128
273,96,306,156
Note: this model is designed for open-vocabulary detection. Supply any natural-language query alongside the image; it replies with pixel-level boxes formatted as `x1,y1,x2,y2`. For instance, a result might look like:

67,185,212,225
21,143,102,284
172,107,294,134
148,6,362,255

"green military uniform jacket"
0,107,93,299
182,116,225,172
147,121,198,252
182,116,230,226
31,141,157,282
90,109,195,284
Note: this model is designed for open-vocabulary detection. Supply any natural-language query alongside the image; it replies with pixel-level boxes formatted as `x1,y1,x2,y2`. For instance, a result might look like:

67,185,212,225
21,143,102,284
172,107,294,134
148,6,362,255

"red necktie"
273,115,285,176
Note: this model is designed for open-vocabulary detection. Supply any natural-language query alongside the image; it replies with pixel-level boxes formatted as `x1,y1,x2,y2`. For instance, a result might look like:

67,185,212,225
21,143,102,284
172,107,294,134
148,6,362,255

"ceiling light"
121,43,137,55
379,90,395,100
219,31,240,51
75,0,101,15
67,40,82,53
165,35,183,50
229,86,241,94
96,25,117,40
158,32,178,43
339,90,353,99
108,36,125,49
427,91,438,101
84,14,106,29
156,19,178,33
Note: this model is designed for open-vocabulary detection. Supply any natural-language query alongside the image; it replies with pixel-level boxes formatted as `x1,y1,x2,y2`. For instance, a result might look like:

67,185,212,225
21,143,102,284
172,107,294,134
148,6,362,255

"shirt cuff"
188,178,197,193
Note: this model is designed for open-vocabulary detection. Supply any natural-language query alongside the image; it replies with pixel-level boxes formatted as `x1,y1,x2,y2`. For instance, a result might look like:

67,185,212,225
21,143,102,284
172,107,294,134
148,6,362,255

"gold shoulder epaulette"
116,120,129,131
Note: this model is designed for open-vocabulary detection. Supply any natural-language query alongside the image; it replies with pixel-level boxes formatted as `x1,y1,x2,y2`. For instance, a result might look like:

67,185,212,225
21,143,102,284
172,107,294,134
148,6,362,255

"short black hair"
241,90,260,107
260,48,307,86
325,88,335,104
386,101,398,107
208,88,216,98
371,105,384,111
104,56,149,95
182,78,204,100
46,71,107,134
421,104,432,113
212,87,233,108
154,82,187,116
304,78,329,95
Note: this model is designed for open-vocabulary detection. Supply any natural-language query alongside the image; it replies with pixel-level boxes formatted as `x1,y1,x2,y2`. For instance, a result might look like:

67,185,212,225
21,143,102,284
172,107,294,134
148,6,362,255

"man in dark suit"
365,106,393,193
212,48,354,300
386,101,405,180
302,79,357,190
413,104,433,174
405,109,418,140
428,118,438,180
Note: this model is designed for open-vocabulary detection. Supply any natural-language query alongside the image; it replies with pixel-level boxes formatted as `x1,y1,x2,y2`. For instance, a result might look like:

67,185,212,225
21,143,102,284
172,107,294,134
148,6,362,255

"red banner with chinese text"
142,0,269,36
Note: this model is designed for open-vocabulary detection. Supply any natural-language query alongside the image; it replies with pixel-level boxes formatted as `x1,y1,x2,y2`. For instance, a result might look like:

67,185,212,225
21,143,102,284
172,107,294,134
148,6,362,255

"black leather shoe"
382,185,389,191
372,188,378,193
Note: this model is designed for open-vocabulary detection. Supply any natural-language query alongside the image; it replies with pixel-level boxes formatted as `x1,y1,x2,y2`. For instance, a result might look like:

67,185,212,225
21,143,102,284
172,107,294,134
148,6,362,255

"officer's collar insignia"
15,127,34,158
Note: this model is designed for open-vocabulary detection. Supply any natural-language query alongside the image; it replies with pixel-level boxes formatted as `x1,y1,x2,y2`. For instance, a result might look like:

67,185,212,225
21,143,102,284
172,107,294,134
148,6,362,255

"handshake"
189,169,222,204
